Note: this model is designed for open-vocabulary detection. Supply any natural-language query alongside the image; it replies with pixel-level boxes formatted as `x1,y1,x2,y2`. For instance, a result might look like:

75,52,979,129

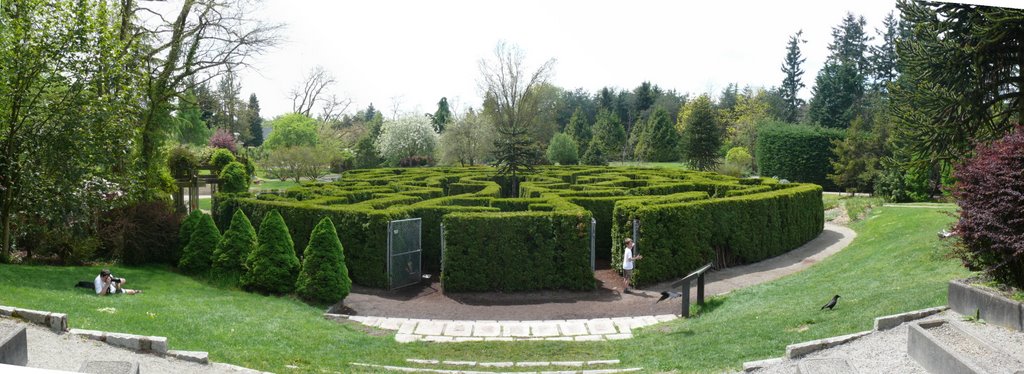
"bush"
375,115,438,166
952,126,1024,289
296,217,352,303
580,144,608,166
209,148,236,176
167,146,198,179
208,128,238,153
329,149,355,173
220,161,250,193
99,200,183,265
212,209,257,283
756,122,844,190
241,210,300,293
546,133,579,165
398,155,435,167
179,213,221,274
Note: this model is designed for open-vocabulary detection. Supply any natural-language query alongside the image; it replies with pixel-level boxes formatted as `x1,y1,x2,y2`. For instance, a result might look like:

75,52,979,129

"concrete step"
0,324,27,366
78,361,140,374
908,320,1024,374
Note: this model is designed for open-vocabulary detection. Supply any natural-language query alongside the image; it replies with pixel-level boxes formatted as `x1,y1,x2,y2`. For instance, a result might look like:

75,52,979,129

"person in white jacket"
94,269,141,295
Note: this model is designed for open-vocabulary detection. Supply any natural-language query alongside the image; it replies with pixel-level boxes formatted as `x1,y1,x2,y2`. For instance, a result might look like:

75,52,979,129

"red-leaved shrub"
208,128,238,153
952,125,1024,289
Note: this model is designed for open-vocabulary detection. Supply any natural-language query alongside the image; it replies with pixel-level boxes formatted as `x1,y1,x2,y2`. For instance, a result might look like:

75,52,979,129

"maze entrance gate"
387,218,422,290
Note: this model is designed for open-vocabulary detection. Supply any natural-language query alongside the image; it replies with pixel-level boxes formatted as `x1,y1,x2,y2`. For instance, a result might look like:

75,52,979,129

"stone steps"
328,314,677,343
351,358,641,373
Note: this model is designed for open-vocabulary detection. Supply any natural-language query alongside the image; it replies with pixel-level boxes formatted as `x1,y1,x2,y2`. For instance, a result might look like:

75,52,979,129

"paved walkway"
338,223,856,343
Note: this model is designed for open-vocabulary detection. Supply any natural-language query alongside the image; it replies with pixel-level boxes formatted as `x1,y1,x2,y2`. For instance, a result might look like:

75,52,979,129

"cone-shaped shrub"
179,210,204,253
179,214,220,274
212,209,257,283
296,217,352,303
241,210,300,293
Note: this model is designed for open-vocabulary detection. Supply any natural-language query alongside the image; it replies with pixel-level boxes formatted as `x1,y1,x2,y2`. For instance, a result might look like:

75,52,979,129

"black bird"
657,291,684,303
820,295,840,310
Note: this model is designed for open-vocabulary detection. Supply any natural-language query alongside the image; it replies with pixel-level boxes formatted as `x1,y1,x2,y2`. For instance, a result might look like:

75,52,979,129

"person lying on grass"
94,269,141,295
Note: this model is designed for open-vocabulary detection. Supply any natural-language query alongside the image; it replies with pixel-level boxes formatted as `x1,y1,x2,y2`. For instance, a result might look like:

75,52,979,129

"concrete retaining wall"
0,324,27,366
948,279,1023,332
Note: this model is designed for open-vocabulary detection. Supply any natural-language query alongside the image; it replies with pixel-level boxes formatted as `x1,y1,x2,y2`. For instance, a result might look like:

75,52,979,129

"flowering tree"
374,115,438,166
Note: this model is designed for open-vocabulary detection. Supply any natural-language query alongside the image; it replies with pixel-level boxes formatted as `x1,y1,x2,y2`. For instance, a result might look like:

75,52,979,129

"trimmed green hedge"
214,166,823,292
611,183,823,286
756,122,844,190
441,211,594,292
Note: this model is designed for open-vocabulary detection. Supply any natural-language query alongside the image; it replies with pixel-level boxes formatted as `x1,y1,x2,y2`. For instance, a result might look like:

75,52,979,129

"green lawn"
196,197,211,211
250,178,300,191
0,203,968,372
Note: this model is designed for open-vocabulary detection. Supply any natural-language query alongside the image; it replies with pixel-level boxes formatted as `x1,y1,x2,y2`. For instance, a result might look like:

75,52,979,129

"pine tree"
780,30,807,123
635,108,679,162
179,214,220,275
213,209,257,283
564,108,591,155
870,12,899,93
241,210,300,294
828,13,872,77
296,217,352,303
678,95,722,171
808,62,863,128
246,93,263,146
179,210,205,257
589,109,625,161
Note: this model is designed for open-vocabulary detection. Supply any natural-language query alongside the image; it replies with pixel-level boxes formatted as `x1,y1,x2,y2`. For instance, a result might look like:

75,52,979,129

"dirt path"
343,223,855,320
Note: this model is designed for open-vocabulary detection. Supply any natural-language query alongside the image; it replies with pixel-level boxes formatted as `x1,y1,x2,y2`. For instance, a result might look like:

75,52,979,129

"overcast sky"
229,0,984,120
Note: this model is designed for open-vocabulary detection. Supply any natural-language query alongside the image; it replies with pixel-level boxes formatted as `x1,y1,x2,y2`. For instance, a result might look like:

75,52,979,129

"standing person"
94,269,141,295
622,238,642,293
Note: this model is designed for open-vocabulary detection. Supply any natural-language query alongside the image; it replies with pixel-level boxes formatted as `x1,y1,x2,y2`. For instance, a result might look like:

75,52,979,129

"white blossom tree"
374,115,439,166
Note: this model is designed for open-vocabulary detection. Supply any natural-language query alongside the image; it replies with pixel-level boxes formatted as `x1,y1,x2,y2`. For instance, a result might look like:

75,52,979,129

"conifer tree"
678,95,722,171
180,214,220,274
296,217,352,303
241,210,300,294
589,109,625,161
213,209,257,283
780,30,807,123
634,108,679,162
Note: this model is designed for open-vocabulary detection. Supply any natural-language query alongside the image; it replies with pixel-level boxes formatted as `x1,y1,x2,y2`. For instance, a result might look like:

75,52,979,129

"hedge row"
215,166,823,292
756,122,844,191
610,183,823,286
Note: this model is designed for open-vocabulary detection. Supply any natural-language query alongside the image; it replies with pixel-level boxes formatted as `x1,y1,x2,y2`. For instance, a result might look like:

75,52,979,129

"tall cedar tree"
179,214,220,274
952,126,1024,289
678,95,723,171
808,62,863,128
246,93,263,146
780,30,807,123
241,210,300,294
212,209,257,283
635,108,679,162
296,217,352,304
827,13,872,77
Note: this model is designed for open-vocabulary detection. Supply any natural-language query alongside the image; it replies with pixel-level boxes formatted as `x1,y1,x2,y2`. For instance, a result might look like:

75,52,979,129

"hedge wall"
756,122,844,191
611,183,823,286
214,166,823,292
441,211,594,292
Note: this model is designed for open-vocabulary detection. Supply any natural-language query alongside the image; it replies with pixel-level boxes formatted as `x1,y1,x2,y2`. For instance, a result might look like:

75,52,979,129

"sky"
229,0,940,119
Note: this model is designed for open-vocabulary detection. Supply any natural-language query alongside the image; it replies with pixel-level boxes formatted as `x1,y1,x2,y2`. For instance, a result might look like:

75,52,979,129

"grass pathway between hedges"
0,203,968,373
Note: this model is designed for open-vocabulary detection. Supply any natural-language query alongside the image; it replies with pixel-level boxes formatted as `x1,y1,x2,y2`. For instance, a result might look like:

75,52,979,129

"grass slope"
0,204,967,372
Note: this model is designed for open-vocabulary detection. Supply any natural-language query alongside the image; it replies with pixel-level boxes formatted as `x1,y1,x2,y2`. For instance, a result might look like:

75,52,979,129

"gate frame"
386,217,423,291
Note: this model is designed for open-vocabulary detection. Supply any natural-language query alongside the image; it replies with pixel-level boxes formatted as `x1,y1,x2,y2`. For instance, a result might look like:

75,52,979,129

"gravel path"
748,310,1024,374
0,318,262,374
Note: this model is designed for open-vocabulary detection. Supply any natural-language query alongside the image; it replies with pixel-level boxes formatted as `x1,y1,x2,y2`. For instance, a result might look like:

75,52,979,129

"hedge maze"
214,166,823,292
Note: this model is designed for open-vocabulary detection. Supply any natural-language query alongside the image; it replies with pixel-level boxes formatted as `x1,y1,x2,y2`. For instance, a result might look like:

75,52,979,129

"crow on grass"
821,295,840,310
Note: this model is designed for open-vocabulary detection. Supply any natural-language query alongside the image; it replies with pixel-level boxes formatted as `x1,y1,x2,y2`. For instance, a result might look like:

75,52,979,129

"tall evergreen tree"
245,93,263,146
564,108,592,155
589,109,625,161
174,90,212,146
780,30,807,123
678,95,723,171
634,108,679,162
870,12,900,93
431,97,452,133
828,13,872,78
808,62,863,128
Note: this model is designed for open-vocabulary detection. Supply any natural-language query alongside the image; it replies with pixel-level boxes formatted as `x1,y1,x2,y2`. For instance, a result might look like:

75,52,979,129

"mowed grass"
0,203,968,372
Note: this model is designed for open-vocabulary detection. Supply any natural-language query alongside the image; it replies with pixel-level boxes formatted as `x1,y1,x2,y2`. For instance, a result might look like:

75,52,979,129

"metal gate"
632,218,640,255
387,218,422,290
590,217,597,271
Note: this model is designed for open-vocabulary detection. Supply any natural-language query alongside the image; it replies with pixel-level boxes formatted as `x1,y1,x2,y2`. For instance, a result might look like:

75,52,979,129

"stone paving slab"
558,321,589,336
529,322,560,337
413,321,445,336
472,322,501,337
586,319,617,335
442,321,473,337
